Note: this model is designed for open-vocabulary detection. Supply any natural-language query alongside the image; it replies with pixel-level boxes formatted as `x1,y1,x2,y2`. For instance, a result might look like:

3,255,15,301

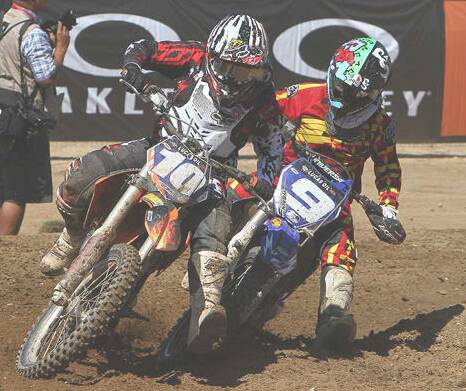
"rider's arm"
122,39,206,79
251,87,285,184
370,113,402,210
252,128,283,185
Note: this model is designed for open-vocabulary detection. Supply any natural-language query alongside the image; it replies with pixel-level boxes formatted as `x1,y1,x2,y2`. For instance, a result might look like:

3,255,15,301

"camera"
40,9,77,33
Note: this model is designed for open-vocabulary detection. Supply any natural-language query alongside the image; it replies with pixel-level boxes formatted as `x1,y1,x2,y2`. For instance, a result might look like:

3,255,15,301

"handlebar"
121,80,393,223
288,128,406,244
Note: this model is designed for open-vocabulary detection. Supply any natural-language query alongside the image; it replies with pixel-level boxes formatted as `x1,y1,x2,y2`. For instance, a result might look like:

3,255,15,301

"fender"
142,192,182,251
260,217,299,275
83,170,146,244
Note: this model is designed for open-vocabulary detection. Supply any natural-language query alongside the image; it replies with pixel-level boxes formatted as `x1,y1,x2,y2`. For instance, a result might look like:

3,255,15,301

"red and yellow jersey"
277,83,401,209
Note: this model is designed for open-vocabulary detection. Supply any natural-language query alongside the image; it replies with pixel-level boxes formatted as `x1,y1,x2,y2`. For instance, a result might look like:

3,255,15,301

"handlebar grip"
353,192,406,245
365,200,384,217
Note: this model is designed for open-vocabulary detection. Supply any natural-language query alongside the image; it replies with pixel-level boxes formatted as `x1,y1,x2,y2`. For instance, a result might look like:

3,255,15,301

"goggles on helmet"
209,56,268,85
328,74,381,116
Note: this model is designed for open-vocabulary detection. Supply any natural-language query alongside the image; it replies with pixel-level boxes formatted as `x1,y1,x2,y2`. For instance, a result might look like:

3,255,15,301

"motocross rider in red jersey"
40,14,285,354
280,38,402,349
229,37,401,350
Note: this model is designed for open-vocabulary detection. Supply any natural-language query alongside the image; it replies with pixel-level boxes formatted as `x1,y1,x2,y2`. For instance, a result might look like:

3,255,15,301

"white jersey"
167,79,251,158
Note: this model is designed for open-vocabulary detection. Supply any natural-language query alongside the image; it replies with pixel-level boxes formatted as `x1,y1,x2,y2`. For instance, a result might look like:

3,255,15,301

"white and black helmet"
206,14,271,107
207,14,269,65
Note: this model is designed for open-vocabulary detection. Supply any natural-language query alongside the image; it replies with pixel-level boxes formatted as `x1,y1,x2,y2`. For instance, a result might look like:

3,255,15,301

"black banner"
44,0,444,142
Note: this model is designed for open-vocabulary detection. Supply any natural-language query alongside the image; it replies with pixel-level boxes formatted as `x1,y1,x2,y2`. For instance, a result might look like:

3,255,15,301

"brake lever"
120,80,185,141
119,79,150,102
119,79,169,112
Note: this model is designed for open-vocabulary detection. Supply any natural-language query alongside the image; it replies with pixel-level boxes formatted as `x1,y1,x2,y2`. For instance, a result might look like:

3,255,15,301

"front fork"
52,163,153,305
227,206,269,270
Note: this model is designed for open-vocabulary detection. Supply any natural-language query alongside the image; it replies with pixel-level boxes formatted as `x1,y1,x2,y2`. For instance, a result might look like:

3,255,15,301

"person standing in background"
0,0,69,235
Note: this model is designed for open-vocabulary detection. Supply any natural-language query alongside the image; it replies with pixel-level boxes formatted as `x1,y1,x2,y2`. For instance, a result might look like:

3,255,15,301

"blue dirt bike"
157,140,406,365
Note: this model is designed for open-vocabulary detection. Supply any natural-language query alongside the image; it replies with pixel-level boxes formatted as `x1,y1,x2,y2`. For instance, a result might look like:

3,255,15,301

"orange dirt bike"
16,82,259,379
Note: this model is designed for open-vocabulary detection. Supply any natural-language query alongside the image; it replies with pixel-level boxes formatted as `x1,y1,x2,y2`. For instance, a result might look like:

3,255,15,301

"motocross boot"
40,227,83,276
315,266,356,351
187,250,229,354
40,194,84,276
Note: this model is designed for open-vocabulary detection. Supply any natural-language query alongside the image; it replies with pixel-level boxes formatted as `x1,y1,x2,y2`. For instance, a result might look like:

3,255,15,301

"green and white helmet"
327,37,391,129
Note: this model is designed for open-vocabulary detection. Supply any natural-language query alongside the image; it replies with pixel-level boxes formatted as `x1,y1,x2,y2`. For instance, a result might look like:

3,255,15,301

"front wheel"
16,244,142,378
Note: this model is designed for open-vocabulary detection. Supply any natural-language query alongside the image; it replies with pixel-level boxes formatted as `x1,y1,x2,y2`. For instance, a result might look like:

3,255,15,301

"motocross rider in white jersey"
41,14,285,353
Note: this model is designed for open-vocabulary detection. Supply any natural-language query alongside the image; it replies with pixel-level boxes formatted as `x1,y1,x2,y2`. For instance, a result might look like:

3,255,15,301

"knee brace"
56,189,86,235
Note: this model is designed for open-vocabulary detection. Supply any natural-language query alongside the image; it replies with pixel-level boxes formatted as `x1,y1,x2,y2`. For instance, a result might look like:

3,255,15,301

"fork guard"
141,193,182,251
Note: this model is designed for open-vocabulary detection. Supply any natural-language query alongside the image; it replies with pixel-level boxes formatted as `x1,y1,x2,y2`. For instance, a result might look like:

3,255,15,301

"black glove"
120,63,146,93
253,178,274,200
356,194,406,245
367,214,406,245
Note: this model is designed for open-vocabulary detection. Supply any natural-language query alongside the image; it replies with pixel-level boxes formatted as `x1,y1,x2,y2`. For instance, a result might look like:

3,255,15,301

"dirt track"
1,148,466,390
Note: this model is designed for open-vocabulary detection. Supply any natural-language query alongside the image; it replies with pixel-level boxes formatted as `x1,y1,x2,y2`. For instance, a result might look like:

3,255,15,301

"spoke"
40,324,60,358
79,265,117,301
40,317,71,359
79,267,117,311
52,319,72,350
37,263,119,358
78,269,110,300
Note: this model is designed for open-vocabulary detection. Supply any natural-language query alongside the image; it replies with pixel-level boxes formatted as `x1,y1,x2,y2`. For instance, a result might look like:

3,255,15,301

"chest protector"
168,79,251,158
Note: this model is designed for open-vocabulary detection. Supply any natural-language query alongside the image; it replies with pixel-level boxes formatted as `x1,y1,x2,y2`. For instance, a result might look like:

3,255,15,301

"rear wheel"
16,244,142,378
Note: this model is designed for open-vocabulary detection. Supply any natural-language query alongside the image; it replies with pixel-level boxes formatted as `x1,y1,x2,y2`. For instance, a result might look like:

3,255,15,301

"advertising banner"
44,0,445,141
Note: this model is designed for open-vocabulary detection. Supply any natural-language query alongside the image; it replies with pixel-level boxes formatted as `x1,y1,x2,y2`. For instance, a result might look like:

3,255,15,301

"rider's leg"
187,198,232,354
315,203,357,350
40,139,150,276
180,198,259,291
39,192,87,275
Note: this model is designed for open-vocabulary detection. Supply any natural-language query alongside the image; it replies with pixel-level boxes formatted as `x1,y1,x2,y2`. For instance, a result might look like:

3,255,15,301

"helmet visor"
209,57,267,84
330,76,380,116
